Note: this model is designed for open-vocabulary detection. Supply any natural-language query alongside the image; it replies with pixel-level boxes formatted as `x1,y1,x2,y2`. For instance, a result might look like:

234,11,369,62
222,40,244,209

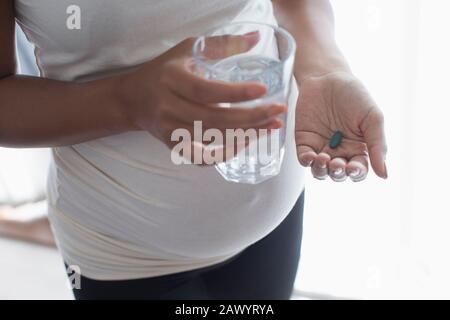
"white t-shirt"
15,0,305,280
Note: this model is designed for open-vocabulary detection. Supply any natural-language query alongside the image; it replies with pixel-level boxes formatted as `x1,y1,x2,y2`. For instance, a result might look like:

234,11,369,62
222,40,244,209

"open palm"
295,71,387,182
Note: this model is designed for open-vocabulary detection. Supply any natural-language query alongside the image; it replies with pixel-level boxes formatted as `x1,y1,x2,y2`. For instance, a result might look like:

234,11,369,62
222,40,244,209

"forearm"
273,0,351,80
0,74,133,148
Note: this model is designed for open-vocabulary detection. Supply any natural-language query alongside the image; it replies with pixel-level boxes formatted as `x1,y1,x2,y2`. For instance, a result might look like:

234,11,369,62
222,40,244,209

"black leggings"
70,191,305,300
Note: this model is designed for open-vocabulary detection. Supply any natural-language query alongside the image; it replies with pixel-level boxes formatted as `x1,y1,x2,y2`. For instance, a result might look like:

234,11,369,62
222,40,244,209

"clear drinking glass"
193,22,296,184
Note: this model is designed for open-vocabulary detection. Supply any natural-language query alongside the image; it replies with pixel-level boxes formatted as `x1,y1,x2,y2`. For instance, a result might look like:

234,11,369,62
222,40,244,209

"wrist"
109,74,139,131
115,67,151,131
294,46,352,83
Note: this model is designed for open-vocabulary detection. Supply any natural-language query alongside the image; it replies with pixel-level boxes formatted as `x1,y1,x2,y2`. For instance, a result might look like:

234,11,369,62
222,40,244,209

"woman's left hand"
295,71,388,182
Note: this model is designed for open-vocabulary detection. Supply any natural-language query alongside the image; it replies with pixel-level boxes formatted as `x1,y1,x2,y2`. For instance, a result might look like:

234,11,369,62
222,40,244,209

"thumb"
361,108,388,179
202,31,260,60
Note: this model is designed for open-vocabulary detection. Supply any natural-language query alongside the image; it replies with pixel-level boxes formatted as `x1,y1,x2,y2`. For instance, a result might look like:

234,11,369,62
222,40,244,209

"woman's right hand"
118,34,287,162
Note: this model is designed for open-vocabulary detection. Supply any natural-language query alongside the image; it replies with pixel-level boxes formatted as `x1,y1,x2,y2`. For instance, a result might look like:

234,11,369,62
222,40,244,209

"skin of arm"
0,0,134,148
273,0,350,80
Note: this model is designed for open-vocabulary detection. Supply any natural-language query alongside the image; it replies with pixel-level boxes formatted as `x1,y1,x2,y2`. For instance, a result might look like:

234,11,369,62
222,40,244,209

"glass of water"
192,22,296,184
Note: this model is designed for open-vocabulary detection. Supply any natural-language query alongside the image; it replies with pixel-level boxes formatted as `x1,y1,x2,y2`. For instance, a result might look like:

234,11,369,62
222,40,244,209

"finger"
295,131,326,154
166,118,283,165
177,125,277,166
346,155,369,183
202,31,260,59
205,128,270,165
329,157,348,182
166,121,232,165
202,103,287,129
361,108,388,179
311,152,331,180
204,120,282,164
167,94,287,129
209,119,283,156
296,145,317,167
166,60,267,104
167,116,282,144
166,121,201,165
164,95,288,129
321,138,368,161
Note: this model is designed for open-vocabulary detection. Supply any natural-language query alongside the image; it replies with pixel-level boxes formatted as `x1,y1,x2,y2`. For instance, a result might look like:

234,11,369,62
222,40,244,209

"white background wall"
296,0,450,299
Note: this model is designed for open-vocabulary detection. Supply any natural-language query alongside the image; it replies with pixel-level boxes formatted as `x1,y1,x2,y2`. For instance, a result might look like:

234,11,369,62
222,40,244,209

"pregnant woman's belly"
48,84,304,280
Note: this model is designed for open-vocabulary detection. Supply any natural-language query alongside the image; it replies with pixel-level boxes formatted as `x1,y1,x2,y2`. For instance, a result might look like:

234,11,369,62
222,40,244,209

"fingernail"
267,120,283,129
349,168,361,178
265,105,284,116
301,158,313,167
247,85,267,97
383,162,388,179
332,175,348,182
244,31,259,37
319,163,327,169
276,103,288,113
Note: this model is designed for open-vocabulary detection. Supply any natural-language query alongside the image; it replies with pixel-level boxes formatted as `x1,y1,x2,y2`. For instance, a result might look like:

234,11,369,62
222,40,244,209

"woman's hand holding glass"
119,34,287,163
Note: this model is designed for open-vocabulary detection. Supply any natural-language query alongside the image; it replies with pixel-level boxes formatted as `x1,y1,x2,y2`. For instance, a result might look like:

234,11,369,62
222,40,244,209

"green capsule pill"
329,131,343,149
